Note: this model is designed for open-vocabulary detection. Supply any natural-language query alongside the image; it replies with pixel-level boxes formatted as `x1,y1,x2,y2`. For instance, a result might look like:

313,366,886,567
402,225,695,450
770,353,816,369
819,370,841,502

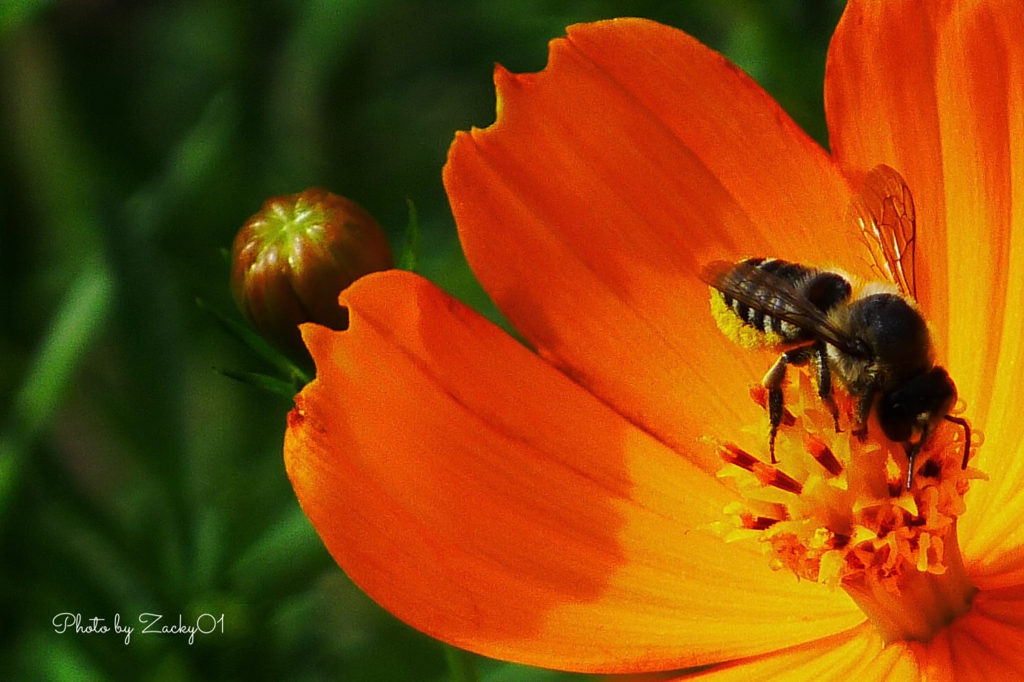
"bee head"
877,367,957,444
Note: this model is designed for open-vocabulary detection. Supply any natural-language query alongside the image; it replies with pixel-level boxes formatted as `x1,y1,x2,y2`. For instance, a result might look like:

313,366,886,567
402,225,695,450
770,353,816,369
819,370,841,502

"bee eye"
878,369,956,442
877,397,914,443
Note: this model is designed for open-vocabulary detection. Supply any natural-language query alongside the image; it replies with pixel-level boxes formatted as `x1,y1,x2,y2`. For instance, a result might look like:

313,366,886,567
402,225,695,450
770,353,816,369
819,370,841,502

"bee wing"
701,260,870,359
847,164,917,299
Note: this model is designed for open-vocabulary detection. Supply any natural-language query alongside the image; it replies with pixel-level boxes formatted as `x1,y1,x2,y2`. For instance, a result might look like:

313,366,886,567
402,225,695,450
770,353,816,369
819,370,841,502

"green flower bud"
230,188,393,359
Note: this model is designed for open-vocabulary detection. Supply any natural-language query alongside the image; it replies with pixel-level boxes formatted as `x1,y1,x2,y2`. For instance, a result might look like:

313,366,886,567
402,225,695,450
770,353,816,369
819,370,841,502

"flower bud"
230,188,393,358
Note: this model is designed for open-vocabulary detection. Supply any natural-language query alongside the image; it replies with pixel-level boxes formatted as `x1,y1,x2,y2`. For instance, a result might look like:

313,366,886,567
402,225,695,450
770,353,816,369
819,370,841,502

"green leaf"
0,261,113,521
0,0,54,38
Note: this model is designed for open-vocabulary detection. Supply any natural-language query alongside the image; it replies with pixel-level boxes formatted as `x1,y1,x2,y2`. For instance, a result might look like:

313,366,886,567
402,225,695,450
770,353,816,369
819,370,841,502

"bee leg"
762,345,815,463
851,383,878,442
812,342,840,432
767,388,782,463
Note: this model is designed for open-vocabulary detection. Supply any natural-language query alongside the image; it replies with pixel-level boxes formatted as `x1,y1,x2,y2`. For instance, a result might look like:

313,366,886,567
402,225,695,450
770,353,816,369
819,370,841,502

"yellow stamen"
714,374,985,643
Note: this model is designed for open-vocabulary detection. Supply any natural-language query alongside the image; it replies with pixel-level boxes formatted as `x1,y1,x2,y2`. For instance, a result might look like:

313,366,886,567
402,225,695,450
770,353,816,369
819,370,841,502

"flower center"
712,374,984,643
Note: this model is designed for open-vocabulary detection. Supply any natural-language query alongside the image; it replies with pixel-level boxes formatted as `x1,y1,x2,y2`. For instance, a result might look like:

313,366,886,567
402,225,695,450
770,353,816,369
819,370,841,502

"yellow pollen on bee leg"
712,375,986,643
709,289,785,349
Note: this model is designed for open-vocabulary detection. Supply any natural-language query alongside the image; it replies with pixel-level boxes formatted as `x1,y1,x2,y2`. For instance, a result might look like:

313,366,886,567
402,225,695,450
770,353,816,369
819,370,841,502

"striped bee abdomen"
707,258,852,350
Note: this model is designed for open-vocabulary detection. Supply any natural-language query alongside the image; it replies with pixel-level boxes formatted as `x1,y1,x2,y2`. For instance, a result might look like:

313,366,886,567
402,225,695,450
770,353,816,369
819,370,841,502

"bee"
702,165,970,489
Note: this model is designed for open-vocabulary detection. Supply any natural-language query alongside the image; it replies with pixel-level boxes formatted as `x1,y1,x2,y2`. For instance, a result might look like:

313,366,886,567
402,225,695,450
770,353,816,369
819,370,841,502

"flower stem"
443,644,479,682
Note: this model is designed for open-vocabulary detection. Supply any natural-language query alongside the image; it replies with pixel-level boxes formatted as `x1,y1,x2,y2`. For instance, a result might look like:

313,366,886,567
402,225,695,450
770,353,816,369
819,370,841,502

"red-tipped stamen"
719,443,759,472
751,463,804,494
739,513,781,530
804,434,843,476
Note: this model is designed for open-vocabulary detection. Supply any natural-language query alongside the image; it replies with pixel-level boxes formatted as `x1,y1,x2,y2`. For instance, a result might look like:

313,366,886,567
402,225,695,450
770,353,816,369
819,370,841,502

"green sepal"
214,367,303,399
443,644,479,682
397,198,422,274
197,298,311,388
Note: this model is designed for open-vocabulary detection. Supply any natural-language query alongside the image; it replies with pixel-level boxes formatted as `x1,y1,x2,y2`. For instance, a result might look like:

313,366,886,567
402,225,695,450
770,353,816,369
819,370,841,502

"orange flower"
285,3,1024,679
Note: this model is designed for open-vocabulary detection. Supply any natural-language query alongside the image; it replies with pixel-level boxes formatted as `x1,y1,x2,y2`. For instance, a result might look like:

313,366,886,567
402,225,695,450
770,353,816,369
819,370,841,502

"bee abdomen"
719,291,795,338
709,258,851,350
747,257,810,283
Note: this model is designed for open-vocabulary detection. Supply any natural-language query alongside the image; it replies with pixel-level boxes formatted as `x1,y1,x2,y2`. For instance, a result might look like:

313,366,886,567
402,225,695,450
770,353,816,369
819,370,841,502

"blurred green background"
0,1,844,680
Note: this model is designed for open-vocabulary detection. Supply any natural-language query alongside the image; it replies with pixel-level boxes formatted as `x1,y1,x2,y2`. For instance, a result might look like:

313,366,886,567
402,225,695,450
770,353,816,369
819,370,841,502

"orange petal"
648,624,920,681
285,270,860,673
920,584,1024,680
445,18,865,475
649,585,1024,681
825,2,951,331
827,1,1024,566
